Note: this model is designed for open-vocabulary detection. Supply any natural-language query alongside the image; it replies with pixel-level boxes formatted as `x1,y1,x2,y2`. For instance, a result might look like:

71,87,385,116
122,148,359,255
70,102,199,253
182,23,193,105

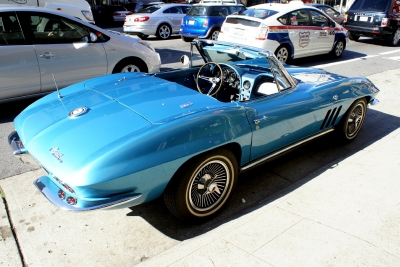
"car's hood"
13,73,222,176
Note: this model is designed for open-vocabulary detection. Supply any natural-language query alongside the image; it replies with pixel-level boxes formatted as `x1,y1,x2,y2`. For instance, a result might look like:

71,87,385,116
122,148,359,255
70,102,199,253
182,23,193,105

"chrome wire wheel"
338,98,367,142
188,159,230,212
275,46,289,63
157,24,171,40
163,149,237,221
346,103,364,137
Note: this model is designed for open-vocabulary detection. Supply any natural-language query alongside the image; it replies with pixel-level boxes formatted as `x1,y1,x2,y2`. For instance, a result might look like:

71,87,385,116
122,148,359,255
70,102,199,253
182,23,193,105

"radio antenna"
52,73,62,100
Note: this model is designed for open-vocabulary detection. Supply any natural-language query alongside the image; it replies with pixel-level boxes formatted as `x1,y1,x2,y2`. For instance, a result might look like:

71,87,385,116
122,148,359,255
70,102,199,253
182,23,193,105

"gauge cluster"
221,66,240,88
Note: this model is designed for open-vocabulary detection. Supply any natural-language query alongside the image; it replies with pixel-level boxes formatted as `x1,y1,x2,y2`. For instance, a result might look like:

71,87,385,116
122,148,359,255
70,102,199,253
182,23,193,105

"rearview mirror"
180,55,191,68
90,32,98,42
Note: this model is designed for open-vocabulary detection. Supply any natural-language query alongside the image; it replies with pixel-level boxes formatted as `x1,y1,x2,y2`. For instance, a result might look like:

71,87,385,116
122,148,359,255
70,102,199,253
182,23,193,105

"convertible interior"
154,61,287,103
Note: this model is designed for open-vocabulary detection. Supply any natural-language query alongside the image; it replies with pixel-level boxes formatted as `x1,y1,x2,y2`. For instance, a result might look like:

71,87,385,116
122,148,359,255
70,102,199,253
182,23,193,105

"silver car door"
0,12,40,101
164,6,182,33
25,11,107,93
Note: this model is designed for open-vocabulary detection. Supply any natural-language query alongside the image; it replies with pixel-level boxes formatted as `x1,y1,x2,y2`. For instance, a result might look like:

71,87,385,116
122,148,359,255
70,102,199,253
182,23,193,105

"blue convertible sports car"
9,40,379,221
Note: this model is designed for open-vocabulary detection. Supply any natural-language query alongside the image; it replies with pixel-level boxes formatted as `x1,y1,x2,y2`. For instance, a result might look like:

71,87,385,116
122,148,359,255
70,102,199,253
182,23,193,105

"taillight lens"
381,18,388,27
58,190,65,200
203,20,208,27
256,25,268,40
181,18,183,25
66,197,77,205
134,16,149,22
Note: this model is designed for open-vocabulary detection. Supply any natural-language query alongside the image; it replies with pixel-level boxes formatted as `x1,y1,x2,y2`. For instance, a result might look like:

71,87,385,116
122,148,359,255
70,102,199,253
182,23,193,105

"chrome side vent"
320,106,342,130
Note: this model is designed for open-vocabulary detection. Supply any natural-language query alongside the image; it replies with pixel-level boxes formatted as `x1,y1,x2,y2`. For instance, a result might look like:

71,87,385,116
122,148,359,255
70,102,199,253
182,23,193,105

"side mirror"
90,32,98,42
180,55,191,68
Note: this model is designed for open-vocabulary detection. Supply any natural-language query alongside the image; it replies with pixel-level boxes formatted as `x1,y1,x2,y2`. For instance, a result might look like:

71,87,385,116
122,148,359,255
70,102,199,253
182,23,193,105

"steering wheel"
196,62,223,96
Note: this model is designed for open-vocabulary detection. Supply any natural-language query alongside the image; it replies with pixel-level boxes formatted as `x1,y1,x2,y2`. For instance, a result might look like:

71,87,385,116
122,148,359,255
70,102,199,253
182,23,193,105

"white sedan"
123,3,191,40
218,2,349,63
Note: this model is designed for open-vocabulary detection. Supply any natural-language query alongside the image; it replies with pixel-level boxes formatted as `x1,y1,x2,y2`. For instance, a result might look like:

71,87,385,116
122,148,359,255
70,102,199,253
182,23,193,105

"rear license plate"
188,20,195,25
358,16,370,22
234,28,244,36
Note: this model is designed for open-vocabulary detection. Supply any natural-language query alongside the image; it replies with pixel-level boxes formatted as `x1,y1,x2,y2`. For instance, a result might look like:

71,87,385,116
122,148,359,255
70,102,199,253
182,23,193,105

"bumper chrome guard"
34,177,142,211
8,131,27,155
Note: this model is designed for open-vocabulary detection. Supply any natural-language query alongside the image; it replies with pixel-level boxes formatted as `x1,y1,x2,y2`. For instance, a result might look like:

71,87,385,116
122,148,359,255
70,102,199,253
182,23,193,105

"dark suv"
343,0,400,46
180,3,246,42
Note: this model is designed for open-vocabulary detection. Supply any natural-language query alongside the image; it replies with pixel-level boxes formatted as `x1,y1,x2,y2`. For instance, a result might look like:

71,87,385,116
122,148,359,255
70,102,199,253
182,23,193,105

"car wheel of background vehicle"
156,24,171,40
348,32,360,41
387,28,400,46
275,45,290,63
331,39,345,58
337,98,367,142
163,148,238,221
181,36,194,42
209,30,219,40
138,33,149,40
113,57,148,73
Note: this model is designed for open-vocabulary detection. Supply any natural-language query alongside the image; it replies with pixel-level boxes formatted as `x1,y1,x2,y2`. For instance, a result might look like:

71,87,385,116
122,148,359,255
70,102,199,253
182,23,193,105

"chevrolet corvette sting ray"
9,40,379,221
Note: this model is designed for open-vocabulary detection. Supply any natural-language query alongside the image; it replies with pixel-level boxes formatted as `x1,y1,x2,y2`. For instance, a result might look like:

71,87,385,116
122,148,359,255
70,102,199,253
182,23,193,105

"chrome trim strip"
34,178,141,211
369,98,379,106
240,128,335,172
8,131,27,155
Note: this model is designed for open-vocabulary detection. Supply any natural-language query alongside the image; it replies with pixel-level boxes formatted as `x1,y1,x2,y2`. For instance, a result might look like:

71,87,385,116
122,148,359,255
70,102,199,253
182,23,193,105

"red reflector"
57,8,61,10
66,197,77,205
134,16,149,22
58,190,65,200
203,20,208,27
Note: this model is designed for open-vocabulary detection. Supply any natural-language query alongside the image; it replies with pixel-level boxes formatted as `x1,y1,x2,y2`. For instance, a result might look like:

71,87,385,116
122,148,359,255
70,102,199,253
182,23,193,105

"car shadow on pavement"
0,98,40,124
126,108,400,241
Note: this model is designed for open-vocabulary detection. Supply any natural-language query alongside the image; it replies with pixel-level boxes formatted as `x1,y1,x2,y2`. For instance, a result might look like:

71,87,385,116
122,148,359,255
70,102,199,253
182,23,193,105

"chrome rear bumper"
8,131,27,155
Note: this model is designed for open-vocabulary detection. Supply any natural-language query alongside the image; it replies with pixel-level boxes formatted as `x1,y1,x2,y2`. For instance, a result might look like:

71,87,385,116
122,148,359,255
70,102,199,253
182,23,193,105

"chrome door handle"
254,115,268,124
39,52,55,58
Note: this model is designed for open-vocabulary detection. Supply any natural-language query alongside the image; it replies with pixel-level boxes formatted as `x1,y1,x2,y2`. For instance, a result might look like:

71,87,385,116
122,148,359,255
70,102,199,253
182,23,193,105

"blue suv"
180,2,246,42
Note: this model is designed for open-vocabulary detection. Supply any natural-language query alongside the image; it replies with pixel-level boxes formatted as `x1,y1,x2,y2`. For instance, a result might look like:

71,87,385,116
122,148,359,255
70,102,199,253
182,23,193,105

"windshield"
199,40,269,64
187,6,209,16
138,6,161,13
350,0,390,12
241,8,278,19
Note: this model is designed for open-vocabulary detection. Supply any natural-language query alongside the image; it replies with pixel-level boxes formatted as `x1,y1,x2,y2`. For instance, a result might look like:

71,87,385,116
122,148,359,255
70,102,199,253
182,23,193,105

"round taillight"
66,197,77,205
58,190,66,200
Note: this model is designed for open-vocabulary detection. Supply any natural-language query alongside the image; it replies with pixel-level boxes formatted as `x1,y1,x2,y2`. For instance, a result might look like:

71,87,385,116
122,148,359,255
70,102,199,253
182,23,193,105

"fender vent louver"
320,106,342,130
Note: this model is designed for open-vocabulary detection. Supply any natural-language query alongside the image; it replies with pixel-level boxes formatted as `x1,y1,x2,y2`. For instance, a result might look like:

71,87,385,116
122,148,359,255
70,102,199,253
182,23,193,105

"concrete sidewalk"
1,69,399,266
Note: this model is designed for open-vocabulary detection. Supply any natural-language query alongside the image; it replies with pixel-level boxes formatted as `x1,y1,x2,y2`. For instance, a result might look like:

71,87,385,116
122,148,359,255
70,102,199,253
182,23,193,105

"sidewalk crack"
1,186,27,267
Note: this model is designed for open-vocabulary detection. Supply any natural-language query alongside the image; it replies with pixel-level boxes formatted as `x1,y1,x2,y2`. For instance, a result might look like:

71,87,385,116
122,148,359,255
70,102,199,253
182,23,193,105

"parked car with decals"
9,39,379,221
218,2,349,63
